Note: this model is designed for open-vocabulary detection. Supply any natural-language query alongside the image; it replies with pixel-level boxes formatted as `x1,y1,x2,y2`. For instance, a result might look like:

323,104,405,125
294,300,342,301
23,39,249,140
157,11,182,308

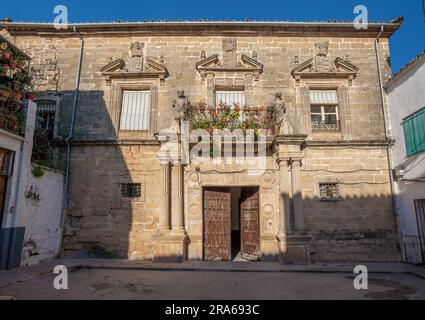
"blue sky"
2,0,424,73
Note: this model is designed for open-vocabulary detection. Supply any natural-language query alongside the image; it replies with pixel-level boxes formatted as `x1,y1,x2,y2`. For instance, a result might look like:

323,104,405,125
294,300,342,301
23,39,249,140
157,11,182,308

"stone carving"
252,51,257,60
128,41,144,72
291,44,359,86
201,50,206,59
314,41,331,72
222,37,237,52
274,93,294,135
172,90,189,122
315,41,329,57
294,56,299,67
222,38,237,67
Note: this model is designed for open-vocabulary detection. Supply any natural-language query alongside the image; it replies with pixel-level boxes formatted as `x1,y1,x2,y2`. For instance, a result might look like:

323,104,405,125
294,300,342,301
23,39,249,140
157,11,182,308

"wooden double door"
203,187,260,261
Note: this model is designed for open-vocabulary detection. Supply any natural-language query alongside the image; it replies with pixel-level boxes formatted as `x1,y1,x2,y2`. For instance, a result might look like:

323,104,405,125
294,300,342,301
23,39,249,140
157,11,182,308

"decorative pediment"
100,42,169,85
196,52,263,80
196,38,263,81
291,42,359,85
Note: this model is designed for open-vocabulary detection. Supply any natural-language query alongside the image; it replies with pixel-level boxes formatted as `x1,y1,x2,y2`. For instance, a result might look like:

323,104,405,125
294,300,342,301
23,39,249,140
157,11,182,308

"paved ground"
0,259,424,300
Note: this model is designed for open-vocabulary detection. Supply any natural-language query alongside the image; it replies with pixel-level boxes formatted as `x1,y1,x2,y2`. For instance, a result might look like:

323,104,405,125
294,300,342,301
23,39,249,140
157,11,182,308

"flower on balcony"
0,38,32,135
187,102,276,136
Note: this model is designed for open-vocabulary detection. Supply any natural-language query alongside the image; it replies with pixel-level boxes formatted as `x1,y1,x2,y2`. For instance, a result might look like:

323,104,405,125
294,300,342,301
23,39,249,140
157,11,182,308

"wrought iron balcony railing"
311,120,341,131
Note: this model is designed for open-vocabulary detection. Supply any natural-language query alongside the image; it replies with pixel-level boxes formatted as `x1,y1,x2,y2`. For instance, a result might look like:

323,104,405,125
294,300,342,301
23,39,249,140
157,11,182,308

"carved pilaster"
171,163,185,232
291,159,305,232
338,85,352,140
206,73,215,107
244,74,254,106
159,162,171,232
299,86,312,137
277,158,292,238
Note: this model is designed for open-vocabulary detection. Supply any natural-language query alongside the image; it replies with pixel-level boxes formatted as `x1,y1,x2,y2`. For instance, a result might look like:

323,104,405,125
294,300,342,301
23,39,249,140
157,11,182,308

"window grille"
36,100,57,139
121,183,142,198
319,182,340,200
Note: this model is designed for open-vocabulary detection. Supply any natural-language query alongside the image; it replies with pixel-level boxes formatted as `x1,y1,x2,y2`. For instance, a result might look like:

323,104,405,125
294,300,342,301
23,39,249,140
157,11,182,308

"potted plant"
0,84,12,99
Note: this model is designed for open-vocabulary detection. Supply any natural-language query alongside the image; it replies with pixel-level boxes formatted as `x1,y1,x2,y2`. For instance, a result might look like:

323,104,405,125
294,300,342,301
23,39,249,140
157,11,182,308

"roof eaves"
385,49,425,89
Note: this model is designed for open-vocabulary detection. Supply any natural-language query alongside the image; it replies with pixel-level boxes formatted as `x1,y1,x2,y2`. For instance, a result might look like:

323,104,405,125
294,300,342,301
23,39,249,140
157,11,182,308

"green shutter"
413,108,425,154
403,118,417,157
402,107,425,157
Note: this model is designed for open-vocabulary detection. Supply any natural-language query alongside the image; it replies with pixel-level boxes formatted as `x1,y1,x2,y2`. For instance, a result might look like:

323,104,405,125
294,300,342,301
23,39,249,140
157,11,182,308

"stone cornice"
1,20,402,37
303,139,394,148
52,138,160,146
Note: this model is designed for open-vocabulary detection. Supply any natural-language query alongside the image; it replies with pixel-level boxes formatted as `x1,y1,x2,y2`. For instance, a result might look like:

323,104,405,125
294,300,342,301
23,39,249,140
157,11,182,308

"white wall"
20,165,64,266
0,129,24,228
387,55,425,263
1,101,64,266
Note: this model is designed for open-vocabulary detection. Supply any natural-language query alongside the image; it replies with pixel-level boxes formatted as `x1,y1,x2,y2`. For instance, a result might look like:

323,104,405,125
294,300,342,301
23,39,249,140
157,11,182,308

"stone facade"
1,20,402,263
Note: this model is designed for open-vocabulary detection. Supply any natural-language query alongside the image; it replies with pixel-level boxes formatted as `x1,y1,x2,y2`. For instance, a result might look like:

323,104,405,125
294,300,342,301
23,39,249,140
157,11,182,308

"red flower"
2,51,12,59
9,60,17,70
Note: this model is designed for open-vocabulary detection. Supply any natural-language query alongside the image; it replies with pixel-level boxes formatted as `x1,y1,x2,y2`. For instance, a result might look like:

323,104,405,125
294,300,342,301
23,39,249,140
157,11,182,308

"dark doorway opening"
203,186,260,262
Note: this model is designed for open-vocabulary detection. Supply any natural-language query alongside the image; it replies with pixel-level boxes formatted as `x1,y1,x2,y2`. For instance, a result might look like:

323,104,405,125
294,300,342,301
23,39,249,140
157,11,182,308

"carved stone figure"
273,93,294,135
314,42,331,73
128,41,144,72
172,90,189,121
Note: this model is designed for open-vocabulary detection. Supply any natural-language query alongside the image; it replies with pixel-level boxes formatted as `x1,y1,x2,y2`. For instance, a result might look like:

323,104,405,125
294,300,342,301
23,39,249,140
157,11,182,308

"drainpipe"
56,25,84,257
375,26,406,262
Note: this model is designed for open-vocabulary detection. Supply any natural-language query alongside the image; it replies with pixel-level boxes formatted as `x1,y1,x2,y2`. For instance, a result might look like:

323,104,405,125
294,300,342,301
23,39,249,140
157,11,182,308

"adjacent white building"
386,50,425,264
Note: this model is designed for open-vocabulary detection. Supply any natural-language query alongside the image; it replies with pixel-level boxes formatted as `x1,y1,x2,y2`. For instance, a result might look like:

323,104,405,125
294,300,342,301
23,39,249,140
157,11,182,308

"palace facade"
1,19,404,263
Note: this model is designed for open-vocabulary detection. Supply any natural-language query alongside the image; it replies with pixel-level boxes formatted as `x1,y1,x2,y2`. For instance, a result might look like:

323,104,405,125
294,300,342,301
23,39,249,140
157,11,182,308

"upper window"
215,90,245,109
310,90,341,131
402,107,425,157
36,100,57,140
119,90,151,131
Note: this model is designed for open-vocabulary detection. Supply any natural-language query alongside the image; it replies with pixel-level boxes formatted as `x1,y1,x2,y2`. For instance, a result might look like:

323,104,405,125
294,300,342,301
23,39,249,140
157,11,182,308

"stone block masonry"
1,20,402,263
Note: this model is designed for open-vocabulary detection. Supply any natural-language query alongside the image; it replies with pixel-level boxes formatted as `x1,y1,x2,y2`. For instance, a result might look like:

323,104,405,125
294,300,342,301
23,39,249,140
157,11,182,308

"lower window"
319,182,340,201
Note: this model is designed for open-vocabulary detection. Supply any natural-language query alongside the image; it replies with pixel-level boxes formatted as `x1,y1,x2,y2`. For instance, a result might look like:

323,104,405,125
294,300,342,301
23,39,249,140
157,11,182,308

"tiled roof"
0,16,404,27
385,49,425,89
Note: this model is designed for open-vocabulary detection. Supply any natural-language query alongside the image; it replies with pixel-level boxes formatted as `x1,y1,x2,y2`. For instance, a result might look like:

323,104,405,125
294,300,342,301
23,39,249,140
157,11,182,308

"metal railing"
311,120,341,131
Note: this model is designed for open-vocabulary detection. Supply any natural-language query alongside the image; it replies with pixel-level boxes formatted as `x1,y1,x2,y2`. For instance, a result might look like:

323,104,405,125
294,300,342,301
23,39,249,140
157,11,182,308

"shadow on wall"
51,90,161,260
51,91,402,263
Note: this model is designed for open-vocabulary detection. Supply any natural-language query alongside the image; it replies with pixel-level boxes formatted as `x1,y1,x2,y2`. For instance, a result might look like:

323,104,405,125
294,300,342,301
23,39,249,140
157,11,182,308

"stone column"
278,159,292,238
171,162,185,232
291,159,305,232
159,162,171,232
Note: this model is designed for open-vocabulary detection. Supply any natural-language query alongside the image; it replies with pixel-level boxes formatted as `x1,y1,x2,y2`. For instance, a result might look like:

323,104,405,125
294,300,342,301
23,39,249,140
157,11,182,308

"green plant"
31,165,44,178
32,127,53,163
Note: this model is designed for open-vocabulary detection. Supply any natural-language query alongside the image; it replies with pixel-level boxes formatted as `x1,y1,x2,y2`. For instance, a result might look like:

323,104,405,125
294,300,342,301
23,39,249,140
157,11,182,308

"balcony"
0,35,32,136
311,120,341,132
